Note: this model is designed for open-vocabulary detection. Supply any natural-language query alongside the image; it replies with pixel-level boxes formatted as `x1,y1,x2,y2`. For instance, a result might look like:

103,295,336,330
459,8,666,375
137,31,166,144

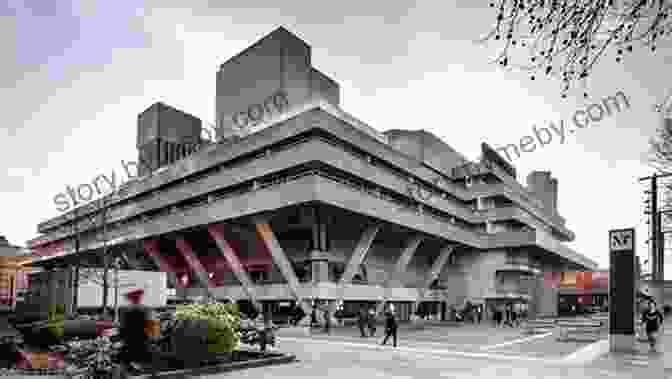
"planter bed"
127,350,296,379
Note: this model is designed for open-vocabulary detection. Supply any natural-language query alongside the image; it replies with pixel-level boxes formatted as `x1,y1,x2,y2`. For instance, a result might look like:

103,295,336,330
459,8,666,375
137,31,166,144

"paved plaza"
201,320,669,378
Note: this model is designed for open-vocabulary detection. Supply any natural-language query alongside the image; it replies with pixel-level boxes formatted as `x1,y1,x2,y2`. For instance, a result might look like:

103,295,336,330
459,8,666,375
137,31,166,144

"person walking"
323,307,331,335
504,304,513,327
511,305,518,328
310,307,318,329
367,308,377,337
118,289,155,377
380,308,398,347
640,300,664,353
358,307,368,337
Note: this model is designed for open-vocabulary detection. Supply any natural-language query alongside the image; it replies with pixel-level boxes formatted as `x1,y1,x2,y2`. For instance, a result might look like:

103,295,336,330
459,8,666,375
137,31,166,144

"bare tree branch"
482,0,672,96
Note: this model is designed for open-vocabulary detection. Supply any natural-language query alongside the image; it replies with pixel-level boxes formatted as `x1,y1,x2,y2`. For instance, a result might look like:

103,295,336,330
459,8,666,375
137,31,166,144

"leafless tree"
479,0,672,97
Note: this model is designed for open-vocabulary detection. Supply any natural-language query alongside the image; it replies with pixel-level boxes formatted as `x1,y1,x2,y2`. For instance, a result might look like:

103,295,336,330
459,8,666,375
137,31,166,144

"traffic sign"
609,229,634,252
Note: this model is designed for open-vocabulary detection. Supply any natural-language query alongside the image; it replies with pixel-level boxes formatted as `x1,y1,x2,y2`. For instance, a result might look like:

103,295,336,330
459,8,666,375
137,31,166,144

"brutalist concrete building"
27,27,597,322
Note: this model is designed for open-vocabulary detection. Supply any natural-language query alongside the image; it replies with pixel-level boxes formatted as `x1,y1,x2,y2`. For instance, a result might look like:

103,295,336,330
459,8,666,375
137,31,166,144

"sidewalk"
581,317,671,373
662,320,671,370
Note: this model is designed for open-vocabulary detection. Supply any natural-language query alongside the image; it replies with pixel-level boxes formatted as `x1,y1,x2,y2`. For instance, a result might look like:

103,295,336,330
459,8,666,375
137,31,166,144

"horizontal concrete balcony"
485,290,533,301
310,175,485,247
470,188,572,242
36,105,573,248
535,229,597,270
182,282,424,302
30,171,490,264
496,261,542,275
485,229,537,247
31,173,323,260
29,171,594,271
38,106,471,233
33,137,482,248
478,206,538,226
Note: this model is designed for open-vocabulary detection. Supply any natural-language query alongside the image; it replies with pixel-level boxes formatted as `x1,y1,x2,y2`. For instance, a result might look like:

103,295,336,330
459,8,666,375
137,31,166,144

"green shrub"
47,304,65,339
175,302,241,353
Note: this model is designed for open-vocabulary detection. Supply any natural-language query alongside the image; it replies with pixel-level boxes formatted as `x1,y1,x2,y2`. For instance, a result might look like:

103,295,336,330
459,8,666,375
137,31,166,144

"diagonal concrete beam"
175,237,215,299
422,245,457,291
207,223,261,312
142,239,180,289
339,225,380,285
390,235,424,285
120,252,143,270
254,218,312,315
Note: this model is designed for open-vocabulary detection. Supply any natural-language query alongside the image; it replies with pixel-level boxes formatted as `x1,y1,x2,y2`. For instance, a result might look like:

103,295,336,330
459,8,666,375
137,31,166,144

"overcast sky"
1,1,670,276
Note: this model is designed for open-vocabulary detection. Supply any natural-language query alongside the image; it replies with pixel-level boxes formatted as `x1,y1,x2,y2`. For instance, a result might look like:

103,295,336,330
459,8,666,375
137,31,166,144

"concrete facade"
27,27,597,321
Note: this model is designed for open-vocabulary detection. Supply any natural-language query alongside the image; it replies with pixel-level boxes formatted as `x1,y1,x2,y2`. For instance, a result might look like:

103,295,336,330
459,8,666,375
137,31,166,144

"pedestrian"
323,307,331,334
358,307,368,337
476,305,483,324
504,304,513,327
368,308,377,336
380,308,398,347
310,307,318,329
118,289,155,376
640,300,664,353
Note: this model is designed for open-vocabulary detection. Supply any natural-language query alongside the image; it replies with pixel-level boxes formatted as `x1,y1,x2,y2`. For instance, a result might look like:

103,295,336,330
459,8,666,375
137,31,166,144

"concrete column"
422,245,456,290
207,223,261,312
309,251,329,283
340,225,380,285
175,238,215,299
255,218,312,315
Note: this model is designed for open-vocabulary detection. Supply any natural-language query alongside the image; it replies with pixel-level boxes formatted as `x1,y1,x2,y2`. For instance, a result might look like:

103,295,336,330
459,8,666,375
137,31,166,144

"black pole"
651,175,659,280
658,212,665,280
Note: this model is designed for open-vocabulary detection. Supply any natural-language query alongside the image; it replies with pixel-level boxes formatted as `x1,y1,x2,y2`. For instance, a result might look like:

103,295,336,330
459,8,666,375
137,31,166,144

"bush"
175,302,241,353
47,304,65,339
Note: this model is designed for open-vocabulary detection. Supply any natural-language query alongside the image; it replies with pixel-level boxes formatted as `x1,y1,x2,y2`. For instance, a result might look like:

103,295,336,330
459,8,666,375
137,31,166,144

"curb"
128,353,297,378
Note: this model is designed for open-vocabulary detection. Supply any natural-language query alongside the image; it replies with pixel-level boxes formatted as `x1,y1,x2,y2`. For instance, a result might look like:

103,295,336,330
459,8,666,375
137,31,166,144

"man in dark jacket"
323,307,331,334
119,289,153,374
357,307,368,337
380,308,398,347
367,308,377,337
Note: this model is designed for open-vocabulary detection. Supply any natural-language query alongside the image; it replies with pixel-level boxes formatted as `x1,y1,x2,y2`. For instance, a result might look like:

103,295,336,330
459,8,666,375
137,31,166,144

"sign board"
608,228,636,352
609,229,634,252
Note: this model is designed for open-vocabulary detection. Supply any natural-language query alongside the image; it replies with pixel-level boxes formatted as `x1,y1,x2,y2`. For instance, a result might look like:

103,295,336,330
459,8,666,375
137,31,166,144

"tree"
648,92,672,220
480,0,672,97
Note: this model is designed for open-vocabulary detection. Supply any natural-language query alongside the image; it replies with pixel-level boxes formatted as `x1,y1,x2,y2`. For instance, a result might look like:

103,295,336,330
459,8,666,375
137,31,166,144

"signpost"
608,228,636,352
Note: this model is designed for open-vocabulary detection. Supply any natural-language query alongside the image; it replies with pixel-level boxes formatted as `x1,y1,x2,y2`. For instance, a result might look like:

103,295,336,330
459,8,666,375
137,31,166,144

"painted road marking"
480,332,553,350
279,336,560,364
562,339,609,364
302,335,482,349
